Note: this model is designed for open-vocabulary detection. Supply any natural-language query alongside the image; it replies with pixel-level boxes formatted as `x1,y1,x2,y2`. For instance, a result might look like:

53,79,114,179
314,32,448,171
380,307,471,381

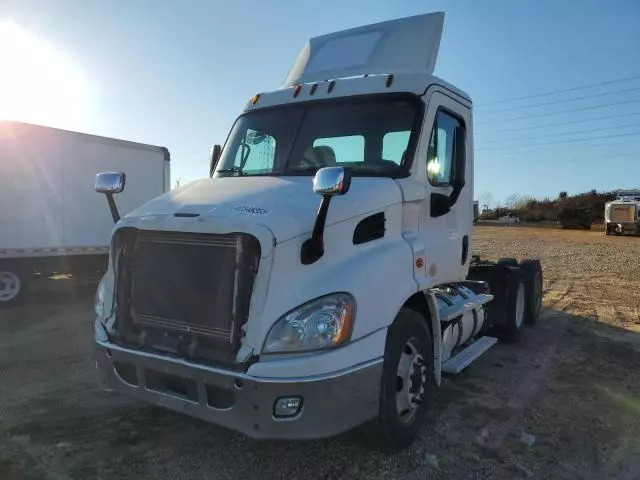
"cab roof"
243,72,470,113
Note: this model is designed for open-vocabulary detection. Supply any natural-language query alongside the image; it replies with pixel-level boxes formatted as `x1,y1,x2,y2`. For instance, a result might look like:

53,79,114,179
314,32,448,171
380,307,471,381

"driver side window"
427,110,463,186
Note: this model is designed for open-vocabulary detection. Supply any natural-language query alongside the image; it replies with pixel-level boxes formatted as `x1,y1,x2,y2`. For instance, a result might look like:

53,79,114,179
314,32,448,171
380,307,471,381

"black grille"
113,229,260,365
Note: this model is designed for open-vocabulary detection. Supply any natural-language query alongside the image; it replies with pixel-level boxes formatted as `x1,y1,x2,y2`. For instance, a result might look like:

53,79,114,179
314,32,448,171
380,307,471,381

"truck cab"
605,190,640,235
93,12,542,449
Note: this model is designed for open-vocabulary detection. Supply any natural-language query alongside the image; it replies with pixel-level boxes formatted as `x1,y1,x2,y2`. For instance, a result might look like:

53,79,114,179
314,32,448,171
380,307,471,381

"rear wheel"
498,277,526,342
375,308,433,450
497,257,519,267
520,259,543,324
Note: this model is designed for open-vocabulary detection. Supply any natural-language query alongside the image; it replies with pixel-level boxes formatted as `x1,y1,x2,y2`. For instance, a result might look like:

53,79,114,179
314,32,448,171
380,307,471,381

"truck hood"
122,176,402,243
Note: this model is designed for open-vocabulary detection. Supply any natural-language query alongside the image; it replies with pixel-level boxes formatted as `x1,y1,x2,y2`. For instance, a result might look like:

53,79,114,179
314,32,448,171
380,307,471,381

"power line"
476,111,640,133
476,98,640,124
477,123,640,145
477,86,640,115
476,74,640,106
479,151,638,167
476,131,640,151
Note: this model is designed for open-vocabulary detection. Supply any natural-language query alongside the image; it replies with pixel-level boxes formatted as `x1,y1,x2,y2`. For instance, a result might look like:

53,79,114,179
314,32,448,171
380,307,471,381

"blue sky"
1,0,639,206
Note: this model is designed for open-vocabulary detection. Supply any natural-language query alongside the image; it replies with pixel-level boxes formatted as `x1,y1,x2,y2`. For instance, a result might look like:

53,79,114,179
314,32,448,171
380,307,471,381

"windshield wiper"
286,166,320,174
216,166,245,176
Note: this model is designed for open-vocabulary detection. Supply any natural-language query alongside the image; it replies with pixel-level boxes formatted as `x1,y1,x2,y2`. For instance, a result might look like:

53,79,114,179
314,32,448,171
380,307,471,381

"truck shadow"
1,305,639,480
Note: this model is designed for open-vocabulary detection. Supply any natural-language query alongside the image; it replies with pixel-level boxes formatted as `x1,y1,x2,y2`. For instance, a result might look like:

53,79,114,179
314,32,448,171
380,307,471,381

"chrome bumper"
606,221,640,232
95,340,382,440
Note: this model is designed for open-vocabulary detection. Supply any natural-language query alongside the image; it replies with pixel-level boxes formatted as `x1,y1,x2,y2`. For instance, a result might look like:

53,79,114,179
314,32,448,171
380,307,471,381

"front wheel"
375,308,434,450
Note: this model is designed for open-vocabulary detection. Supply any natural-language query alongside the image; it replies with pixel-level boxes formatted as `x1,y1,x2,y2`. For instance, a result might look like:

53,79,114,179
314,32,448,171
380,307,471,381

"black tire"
0,268,26,307
497,257,519,267
498,275,526,342
519,259,543,325
375,308,434,450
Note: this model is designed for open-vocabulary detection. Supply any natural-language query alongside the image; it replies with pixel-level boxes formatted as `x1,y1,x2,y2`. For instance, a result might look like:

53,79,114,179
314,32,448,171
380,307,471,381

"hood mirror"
95,172,126,194
95,172,126,223
302,167,352,265
313,166,352,196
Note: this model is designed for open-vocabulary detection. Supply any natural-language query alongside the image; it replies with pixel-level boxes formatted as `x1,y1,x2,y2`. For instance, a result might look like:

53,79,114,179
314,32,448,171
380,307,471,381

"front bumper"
95,340,382,440
606,221,640,233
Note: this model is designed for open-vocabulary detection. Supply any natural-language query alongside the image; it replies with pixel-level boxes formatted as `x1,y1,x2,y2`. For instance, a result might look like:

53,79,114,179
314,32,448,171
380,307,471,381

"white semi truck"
0,120,170,305
93,12,543,449
605,190,640,235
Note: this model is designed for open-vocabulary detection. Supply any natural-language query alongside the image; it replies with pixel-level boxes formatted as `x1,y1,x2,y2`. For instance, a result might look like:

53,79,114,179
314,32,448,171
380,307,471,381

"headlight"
94,275,106,318
262,293,355,354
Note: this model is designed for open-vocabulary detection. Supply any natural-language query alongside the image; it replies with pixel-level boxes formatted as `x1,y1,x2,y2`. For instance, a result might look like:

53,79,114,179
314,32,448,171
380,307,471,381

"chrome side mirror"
95,172,126,194
302,167,352,265
95,172,126,223
313,166,351,196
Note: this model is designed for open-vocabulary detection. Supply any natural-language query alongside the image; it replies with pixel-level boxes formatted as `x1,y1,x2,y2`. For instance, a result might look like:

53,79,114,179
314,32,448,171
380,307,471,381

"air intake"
353,213,386,244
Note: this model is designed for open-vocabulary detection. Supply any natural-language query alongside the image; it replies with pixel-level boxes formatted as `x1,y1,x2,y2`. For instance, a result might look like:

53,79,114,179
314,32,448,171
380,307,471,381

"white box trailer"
0,120,170,304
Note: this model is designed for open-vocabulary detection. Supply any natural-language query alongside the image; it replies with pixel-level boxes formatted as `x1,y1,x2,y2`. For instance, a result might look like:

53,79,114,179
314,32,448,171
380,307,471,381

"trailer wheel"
375,308,434,450
0,270,23,306
520,259,543,324
500,277,526,342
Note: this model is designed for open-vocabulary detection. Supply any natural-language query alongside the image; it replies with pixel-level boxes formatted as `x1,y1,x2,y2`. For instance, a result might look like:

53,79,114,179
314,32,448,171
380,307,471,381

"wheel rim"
396,337,426,424
515,283,525,328
0,271,21,302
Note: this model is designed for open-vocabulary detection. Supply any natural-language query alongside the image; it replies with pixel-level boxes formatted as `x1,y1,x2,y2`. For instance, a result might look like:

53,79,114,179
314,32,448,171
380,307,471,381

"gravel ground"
1,225,639,480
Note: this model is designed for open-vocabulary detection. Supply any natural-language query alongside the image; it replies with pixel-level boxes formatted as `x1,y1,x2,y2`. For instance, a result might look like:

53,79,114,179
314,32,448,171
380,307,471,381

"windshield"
214,95,422,178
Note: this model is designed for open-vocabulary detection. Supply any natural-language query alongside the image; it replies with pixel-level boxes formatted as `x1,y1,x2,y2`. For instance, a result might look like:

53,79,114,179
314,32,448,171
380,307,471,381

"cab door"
416,91,473,286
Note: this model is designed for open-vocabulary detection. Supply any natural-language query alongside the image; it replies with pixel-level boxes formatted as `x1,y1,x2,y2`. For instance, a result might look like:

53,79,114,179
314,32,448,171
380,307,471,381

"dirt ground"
1,225,639,480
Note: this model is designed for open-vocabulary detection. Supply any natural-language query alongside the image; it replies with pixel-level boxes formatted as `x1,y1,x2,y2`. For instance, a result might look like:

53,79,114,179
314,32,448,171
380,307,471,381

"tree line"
480,190,619,223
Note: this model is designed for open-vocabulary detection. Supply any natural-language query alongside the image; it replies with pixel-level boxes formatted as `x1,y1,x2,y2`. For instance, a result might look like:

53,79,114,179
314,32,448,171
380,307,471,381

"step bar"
441,336,498,374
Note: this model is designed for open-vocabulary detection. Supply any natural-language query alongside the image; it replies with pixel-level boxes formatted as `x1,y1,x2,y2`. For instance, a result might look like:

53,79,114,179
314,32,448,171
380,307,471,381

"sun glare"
0,20,89,126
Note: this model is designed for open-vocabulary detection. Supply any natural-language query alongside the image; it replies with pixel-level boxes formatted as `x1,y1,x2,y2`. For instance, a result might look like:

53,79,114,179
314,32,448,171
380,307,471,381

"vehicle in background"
0,120,170,305
558,206,593,230
498,213,520,224
605,190,640,235
473,200,479,223
93,12,543,449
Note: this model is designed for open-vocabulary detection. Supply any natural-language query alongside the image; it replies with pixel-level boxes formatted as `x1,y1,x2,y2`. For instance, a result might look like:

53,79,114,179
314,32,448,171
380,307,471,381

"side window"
427,110,464,185
312,135,364,163
382,131,411,165
234,129,276,173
